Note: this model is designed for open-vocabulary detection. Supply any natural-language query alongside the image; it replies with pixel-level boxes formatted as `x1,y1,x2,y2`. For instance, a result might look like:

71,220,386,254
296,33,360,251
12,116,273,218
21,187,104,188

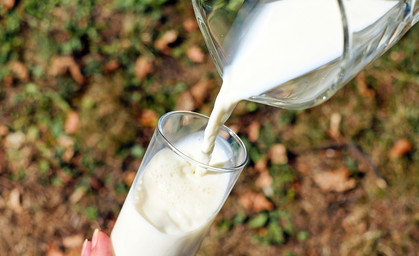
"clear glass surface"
193,0,418,110
111,111,248,256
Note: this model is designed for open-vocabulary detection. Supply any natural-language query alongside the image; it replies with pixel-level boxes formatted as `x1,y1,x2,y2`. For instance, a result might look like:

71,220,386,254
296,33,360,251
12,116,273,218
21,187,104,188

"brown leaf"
389,138,413,158
64,111,79,135
313,167,356,193
62,234,84,249
0,125,9,136
247,121,260,143
154,30,178,54
183,18,198,32
8,61,29,82
8,188,23,213
186,45,205,63
356,73,375,98
46,244,64,256
254,158,268,173
328,112,342,140
175,91,195,111
239,190,274,212
190,79,212,106
255,170,273,190
123,171,136,186
69,187,86,204
50,56,84,84
135,57,154,80
269,144,288,164
3,74,13,86
103,59,120,73
4,131,25,149
1,0,15,12
139,109,159,127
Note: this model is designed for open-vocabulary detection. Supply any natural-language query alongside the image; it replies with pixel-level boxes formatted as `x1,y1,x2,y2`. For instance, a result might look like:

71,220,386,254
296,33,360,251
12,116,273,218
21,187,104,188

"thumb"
91,229,114,256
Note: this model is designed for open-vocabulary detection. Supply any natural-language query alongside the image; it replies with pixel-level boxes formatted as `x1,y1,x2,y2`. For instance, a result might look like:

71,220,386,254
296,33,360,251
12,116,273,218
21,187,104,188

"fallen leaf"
190,79,212,106
255,170,273,190
3,74,13,86
269,144,288,164
139,109,158,127
0,125,9,136
1,0,15,12
313,167,356,193
239,190,274,212
64,111,79,135
154,30,178,54
62,234,84,249
103,59,120,73
356,73,375,98
46,244,64,256
175,91,195,111
247,121,260,143
50,56,84,84
4,131,25,149
254,158,268,173
183,17,198,32
186,45,205,63
123,171,136,186
389,138,413,158
69,187,86,204
8,188,23,213
8,61,29,82
328,112,342,140
135,57,154,80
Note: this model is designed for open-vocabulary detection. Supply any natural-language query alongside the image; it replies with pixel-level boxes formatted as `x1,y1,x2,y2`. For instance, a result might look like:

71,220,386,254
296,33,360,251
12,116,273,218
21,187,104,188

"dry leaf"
389,138,413,158
64,111,79,135
328,112,342,140
255,170,273,190
139,109,158,127
190,79,212,106
0,125,9,136
8,61,29,82
57,135,75,162
254,158,268,173
154,30,178,54
4,131,25,149
46,244,64,256
356,73,375,98
270,144,288,164
103,59,120,73
62,234,84,249
239,190,274,212
135,57,154,80
186,45,205,63
3,74,13,86
123,171,136,186
8,188,23,213
183,18,198,32
50,56,84,84
1,0,15,12
175,91,195,111
313,167,356,193
69,187,86,204
247,121,260,143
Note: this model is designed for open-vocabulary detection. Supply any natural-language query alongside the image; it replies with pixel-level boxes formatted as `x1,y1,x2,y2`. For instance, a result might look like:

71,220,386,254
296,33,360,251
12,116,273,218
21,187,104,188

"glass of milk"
111,111,248,256
193,0,418,110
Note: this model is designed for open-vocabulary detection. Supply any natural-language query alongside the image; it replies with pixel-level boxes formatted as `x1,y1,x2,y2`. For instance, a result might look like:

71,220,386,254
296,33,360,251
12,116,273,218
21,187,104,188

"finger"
91,230,114,256
81,239,92,256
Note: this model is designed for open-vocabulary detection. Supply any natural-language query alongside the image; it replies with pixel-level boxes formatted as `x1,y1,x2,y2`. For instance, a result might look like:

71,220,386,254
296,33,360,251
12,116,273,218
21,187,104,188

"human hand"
81,229,113,256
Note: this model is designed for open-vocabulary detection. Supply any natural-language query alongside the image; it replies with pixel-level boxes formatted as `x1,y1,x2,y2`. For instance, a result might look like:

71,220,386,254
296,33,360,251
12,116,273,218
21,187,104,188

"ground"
0,1,418,255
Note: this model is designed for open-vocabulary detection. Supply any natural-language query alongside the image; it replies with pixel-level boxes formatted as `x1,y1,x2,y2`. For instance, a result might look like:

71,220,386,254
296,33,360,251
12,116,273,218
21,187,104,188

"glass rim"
157,111,248,173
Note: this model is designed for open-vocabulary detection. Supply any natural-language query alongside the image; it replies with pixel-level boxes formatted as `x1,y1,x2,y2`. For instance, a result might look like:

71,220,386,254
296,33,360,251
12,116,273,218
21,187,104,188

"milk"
111,133,233,255
201,0,398,160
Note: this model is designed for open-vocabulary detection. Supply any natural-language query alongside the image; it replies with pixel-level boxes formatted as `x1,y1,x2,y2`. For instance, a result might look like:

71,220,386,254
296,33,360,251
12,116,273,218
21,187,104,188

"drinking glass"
111,111,248,256
192,0,418,109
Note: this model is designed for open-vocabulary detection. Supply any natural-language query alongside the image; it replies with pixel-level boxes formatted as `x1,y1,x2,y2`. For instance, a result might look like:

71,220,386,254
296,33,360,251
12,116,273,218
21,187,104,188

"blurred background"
0,0,418,255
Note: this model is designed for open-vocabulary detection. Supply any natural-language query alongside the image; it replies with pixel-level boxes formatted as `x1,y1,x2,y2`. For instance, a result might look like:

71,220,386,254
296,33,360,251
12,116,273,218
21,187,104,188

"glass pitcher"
192,0,418,110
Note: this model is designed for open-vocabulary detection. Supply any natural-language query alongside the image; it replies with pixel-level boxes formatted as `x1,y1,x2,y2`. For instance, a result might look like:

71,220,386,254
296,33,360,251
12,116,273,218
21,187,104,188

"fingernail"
92,229,99,248
81,239,88,256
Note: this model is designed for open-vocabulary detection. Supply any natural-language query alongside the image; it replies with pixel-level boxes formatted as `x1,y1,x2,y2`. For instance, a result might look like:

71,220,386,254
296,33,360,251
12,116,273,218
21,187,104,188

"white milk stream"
112,0,397,255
